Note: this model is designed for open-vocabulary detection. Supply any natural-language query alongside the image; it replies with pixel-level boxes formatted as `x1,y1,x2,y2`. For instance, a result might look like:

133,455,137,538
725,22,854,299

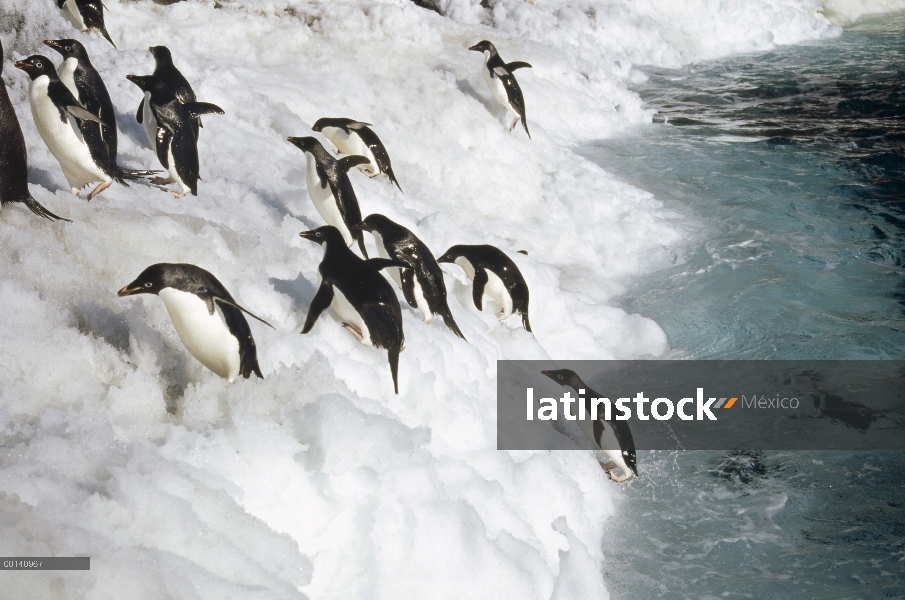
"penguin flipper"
136,97,144,124
400,269,418,309
214,297,274,329
155,128,171,168
472,268,488,311
67,105,103,124
441,309,466,341
337,155,370,173
345,121,373,131
521,312,532,332
184,102,225,119
368,258,408,272
506,61,532,72
301,283,334,334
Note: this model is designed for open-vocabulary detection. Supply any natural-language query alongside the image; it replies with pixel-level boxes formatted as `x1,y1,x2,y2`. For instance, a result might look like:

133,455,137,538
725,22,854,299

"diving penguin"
356,214,465,340
57,0,116,47
0,40,68,221
14,55,118,200
287,136,370,257
311,118,402,192
438,244,531,332
126,74,224,197
44,39,158,188
542,369,638,482
299,225,406,394
118,263,273,382
137,46,202,147
468,40,532,137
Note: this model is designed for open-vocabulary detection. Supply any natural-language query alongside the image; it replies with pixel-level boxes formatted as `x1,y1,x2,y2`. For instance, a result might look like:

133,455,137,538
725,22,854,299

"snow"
0,0,901,598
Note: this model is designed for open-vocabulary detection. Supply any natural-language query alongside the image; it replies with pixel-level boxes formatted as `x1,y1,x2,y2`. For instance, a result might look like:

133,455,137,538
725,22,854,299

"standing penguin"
299,225,406,394
468,40,532,138
118,263,273,382
44,39,158,187
0,41,68,221
437,244,531,332
287,136,370,257
126,74,224,197
57,0,116,48
356,214,465,340
311,118,402,192
541,369,638,482
137,46,201,147
14,55,118,200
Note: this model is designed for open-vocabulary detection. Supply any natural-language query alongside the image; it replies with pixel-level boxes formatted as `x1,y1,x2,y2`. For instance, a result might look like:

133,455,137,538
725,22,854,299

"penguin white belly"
578,415,634,481
372,231,403,288
60,0,86,30
323,127,379,175
317,273,372,346
305,153,353,246
166,143,190,195
29,76,106,190
142,92,158,153
411,274,433,324
158,288,241,382
455,256,512,318
58,58,79,100
482,64,512,113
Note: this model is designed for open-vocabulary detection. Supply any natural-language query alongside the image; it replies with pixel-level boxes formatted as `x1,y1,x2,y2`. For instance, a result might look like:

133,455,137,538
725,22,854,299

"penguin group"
2,5,632,480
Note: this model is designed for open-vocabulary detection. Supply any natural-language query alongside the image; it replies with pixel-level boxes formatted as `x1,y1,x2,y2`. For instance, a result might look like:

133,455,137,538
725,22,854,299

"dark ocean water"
583,13,905,600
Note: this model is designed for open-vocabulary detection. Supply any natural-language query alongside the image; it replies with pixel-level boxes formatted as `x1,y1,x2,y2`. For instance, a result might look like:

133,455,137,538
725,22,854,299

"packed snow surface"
0,0,902,598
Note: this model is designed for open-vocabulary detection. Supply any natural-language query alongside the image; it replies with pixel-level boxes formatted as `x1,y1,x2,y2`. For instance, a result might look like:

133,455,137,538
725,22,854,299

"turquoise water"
583,14,905,599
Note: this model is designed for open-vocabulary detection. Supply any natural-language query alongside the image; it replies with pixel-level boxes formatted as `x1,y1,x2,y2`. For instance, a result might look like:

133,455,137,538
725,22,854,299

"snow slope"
0,0,901,598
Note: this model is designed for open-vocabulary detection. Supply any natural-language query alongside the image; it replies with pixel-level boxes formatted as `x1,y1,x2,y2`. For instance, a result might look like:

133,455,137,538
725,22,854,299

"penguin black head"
43,39,88,61
14,55,57,80
436,245,466,264
149,46,174,66
357,213,396,234
125,74,155,92
468,40,496,54
311,117,350,133
287,136,323,153
118,264,172,297
541,369,588,391
299,226,346,247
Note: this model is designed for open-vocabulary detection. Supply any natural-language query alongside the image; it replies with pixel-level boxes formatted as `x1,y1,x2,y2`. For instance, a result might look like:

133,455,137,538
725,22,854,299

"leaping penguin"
299,225,406,394
542,369,638,482
287,136,370,257
126,74,224,197
44,39,158,188
14,55,121,200
468,40,532,138
438,244,531,332
356,214,465,340
118,263,273,382
57,0,116,48
311,118,402,192
137,46,202,146
0,41,68,221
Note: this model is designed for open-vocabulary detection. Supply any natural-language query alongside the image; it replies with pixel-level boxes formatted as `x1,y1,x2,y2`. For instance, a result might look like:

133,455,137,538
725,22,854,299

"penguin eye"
316,232,322,238
558,375,563,380
143,282,152,288
65,46,71,52
35,61,43,68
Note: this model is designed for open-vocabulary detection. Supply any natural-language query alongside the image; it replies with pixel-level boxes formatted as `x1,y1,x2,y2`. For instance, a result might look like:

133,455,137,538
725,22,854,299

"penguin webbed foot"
150,176,173,186
342,322,364,342
509,115,520,132
87,181,113,200
605,468,634,483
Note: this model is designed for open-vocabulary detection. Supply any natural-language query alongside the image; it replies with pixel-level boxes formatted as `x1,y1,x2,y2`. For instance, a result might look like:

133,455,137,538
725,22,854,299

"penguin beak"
468,44,482,52
351,223,369,233
43,40,62,50
287,137,306,150
13,60,29,71
298,230,318,242
117,285,141,297
437,253,452,263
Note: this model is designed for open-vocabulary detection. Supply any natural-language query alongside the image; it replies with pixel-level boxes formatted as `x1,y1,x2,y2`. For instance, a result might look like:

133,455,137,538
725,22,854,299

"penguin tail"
441,310,467,341
386,168,403,193
100,27,116,48
523,116,531,139
388,346,401,395
21,196,71,222
521,312,532,333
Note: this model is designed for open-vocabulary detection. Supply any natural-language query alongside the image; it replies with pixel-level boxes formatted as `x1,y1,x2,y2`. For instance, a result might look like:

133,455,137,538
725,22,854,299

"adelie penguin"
356,214,465,340
126,74,224,197
288,136,370,256
311,118,402,192
57,0,116,48
138,46,202,148
14,55,120,200
118,263,273,382
299,225,406,394
468,40,532,138
0,41,68,221
438,244,531,332
44,39,158,194
541,369,638,482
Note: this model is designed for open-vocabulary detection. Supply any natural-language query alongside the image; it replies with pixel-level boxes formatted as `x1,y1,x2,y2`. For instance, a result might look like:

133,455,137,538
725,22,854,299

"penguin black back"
0,41,68,221
150,46,200,139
